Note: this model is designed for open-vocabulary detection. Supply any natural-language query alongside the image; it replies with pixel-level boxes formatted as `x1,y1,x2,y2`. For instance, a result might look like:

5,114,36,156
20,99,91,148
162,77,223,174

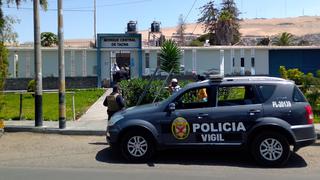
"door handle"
198,113,209,119
248,109,261,116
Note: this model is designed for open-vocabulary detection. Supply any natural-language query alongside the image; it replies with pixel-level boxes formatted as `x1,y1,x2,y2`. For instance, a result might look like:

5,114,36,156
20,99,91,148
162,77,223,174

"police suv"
107,76,316,166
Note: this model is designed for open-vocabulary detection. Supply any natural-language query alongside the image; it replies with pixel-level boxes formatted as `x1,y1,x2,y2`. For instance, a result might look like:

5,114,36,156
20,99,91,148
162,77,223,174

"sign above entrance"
98,34,142,49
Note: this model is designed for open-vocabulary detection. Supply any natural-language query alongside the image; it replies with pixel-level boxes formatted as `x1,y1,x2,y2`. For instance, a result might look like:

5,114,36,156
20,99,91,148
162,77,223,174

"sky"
2,0,320,43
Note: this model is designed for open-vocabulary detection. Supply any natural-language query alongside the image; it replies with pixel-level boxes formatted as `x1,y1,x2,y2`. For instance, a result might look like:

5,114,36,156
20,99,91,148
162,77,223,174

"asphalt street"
0,133,320,180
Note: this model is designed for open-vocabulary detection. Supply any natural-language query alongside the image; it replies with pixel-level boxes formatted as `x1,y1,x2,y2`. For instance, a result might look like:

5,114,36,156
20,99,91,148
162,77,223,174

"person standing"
103,85,125,120
111,63,120,84
124,63,130,79
119,67,129,81
169,78,181,94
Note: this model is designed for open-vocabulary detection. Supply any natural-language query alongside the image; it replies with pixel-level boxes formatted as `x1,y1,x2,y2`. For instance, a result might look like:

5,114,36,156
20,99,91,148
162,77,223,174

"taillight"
305,105,314,124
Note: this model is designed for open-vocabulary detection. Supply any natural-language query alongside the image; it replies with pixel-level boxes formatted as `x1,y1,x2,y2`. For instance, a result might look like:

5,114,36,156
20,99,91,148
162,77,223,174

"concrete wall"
7,48,97,78
8,46,316,90
5,77,98,90
141,47,269,76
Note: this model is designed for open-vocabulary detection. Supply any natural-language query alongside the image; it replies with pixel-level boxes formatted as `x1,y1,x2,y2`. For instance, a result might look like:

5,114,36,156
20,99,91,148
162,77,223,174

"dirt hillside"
140,16,320,40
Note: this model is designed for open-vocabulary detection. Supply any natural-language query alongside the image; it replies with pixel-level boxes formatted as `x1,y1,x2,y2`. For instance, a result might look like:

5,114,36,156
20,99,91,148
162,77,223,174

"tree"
197,0,218,45
273,32,294,46
298,39,310,46
41,32,58,47
215,10,234,45
0,0,48,111
176,14,186,46
160,40,182,74
216,0,241,45
0,16,19,43
0,42,8,109
257,37,270,46
221,0,240,19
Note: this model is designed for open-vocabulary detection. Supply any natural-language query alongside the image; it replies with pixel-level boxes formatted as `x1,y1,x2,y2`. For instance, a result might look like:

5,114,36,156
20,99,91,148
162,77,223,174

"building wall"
269,49,320,76
7,48,97,78
4,77,97,90
140,47,269,76
6,46,320,90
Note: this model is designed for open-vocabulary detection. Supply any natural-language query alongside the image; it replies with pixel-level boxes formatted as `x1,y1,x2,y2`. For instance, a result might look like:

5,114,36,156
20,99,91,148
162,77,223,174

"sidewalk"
4,88,112,136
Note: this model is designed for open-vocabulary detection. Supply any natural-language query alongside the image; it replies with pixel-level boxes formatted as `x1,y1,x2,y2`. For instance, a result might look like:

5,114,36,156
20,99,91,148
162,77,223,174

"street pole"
58,0,66,129
94,0,97,47
33,0,43,127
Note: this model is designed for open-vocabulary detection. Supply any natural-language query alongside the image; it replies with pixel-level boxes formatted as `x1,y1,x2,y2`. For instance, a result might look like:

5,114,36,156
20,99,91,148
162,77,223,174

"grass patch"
0,89,105,121
314,114,320,124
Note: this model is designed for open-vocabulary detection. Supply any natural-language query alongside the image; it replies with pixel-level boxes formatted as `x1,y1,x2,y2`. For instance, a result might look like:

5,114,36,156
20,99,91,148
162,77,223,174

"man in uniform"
103,85,125,120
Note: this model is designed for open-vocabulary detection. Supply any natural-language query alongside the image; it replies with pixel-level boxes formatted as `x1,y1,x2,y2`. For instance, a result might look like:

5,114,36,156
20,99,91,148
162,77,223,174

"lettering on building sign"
192,122,246,142
272,101,292,108
103,38,137,47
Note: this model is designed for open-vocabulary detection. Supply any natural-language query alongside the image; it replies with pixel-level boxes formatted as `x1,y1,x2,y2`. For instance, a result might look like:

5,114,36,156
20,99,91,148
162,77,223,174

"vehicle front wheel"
251,132,290,167
120,130,155,162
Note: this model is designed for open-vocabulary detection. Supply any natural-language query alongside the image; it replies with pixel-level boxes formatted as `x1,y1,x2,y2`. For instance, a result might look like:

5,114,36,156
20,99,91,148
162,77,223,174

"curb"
4,126,106,136
3,126,320,139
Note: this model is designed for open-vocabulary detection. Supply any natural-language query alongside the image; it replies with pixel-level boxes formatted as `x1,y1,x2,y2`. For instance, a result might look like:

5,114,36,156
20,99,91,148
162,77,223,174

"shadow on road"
311,141,320,146
94,145,307,169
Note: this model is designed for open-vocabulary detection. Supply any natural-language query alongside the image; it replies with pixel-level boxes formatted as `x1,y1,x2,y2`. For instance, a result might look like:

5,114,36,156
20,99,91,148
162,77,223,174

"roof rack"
208,74,224,82
223,76,287,82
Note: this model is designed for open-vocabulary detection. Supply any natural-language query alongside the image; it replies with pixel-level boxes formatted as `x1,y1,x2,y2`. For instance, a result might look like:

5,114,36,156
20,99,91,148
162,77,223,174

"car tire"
251,132,290,167
120,130,155,162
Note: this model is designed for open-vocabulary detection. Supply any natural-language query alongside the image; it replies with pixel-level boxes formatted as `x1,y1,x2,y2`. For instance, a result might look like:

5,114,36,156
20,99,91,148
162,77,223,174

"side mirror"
168,103,176,111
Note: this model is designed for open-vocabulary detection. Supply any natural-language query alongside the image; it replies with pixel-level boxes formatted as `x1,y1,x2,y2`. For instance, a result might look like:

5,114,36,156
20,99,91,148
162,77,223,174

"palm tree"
0,0,47,113
273,32,294,46
215,10,234,45
159,40,182,74
41,32,58,47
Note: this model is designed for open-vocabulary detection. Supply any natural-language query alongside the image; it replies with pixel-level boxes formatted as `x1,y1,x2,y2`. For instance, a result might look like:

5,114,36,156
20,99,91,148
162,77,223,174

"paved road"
0,133,319,180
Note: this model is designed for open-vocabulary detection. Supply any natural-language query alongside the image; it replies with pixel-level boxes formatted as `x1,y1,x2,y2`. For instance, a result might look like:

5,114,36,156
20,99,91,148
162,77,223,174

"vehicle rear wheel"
120,130,155,162
251,132,290,167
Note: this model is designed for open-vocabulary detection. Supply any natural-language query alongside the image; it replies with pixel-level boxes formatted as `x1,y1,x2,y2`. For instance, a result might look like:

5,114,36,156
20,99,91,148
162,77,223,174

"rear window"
257,85,276,102
217,85,258,106
293,86,306,102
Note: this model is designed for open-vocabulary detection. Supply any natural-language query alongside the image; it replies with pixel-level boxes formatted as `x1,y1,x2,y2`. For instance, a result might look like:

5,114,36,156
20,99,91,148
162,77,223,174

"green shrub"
27,79,36,92
279,66,320,122
279,66,288,79
119,78,190,107
189,39,204,47
0,43,9,111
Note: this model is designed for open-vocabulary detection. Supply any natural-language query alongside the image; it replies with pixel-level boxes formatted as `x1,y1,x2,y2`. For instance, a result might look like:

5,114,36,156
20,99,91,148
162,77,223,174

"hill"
140,16,320,43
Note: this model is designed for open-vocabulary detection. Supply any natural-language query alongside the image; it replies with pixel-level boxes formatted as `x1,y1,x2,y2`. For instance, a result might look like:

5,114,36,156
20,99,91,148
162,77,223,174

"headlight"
108,114,124,127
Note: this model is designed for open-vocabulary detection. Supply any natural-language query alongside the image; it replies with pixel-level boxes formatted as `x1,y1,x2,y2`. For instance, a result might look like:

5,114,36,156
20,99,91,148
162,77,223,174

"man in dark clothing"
103,85,125,120
119,67,128,81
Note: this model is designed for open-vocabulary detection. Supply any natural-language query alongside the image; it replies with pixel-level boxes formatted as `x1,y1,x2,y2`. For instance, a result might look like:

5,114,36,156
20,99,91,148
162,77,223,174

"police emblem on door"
171,117,190,140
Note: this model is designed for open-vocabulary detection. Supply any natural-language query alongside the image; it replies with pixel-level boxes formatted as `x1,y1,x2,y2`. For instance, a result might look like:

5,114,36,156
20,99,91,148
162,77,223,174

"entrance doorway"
116,53,130,70
110,52,131,84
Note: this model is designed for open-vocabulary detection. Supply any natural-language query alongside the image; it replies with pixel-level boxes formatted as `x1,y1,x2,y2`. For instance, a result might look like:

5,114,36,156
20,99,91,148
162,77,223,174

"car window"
257,85,276,102
217,85,258,106
175,87,211,109
293,86,306,102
